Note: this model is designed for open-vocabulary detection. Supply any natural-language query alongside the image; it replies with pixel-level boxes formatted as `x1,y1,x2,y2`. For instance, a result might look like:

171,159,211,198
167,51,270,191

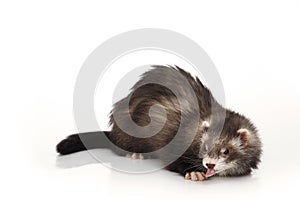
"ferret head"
199,112,262,178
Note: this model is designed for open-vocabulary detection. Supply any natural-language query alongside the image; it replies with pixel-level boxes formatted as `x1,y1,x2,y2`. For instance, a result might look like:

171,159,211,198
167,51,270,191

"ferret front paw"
126,153,144,160
185,172,207,181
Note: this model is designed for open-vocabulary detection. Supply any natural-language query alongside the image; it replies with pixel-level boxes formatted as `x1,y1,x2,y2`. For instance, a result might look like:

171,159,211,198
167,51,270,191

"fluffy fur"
56,65,262,180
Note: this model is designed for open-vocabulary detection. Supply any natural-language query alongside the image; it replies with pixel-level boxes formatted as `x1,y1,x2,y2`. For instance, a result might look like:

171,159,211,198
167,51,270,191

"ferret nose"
206,163,215,169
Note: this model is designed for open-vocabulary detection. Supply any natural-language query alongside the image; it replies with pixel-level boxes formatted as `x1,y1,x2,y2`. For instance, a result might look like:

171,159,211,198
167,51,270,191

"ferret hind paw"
126,153,144,160
185,172,207,181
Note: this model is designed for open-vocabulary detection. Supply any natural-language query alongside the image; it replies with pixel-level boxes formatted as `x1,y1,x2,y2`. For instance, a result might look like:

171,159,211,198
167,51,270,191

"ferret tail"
56,131,111,155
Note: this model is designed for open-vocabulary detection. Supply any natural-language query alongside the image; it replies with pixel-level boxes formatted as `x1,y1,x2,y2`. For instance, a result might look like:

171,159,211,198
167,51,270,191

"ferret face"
199,120,261,178
201,133,244,177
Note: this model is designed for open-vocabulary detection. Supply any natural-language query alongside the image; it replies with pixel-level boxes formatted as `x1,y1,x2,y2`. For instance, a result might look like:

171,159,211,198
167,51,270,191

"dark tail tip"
56,131,111,155
56,134,86,155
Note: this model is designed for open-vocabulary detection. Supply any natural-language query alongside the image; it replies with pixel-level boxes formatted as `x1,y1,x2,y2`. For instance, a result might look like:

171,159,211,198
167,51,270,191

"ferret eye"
223,149,229,155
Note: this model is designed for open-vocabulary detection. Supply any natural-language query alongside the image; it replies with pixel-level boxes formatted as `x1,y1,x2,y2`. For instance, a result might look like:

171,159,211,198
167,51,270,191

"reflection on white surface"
56,149,164,173
54,148,300,200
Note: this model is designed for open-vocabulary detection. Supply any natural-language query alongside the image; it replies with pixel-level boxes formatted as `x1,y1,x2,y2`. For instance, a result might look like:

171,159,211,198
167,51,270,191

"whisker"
184,164,202,173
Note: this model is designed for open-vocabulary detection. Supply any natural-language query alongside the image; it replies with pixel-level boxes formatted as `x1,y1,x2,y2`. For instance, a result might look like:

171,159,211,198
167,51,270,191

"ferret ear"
237,128,251,147
200,120,210,131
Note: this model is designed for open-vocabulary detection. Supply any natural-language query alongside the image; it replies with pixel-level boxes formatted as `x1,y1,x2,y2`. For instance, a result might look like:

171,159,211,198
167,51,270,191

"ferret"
56,65,262,181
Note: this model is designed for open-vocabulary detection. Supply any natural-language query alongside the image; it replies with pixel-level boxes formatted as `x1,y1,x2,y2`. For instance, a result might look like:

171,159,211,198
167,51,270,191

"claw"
185,172,207,181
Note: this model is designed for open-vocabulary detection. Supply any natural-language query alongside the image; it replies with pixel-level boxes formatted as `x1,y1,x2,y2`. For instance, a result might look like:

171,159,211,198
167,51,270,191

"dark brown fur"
56,65,262,178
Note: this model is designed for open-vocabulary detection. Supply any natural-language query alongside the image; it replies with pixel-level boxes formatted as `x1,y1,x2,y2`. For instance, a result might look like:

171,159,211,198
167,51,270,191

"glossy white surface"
1,1,300,200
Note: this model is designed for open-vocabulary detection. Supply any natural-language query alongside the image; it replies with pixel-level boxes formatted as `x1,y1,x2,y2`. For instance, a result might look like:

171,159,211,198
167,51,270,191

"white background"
1,0,300,199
